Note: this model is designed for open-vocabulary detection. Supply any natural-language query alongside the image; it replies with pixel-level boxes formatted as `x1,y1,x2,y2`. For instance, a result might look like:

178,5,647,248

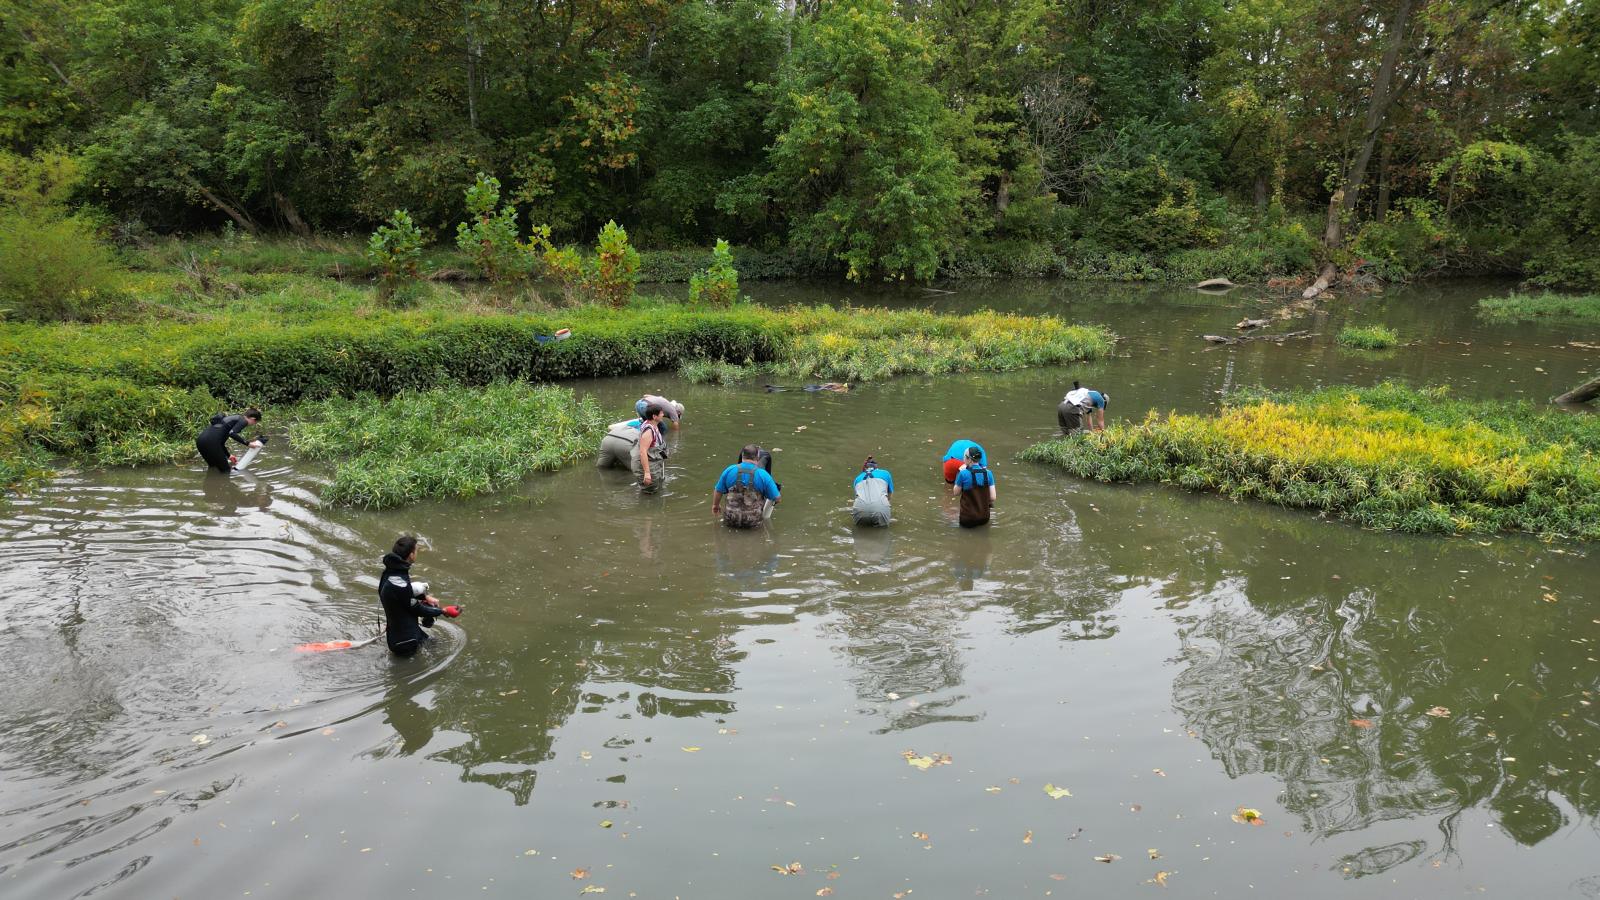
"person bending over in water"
1063,381,1109,432
379,535,460,657
597,404,669,489
196,408,264,474
952,446,996,527
941,439,986,484
850,456,894,527
713,444,782,528
635,394,685,429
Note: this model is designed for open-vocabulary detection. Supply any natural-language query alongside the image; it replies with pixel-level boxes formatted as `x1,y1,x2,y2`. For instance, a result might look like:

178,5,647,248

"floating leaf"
1151,769,1165,777
985,786,1002,793
321,727,336,736
1148,849,1161,859
579,751,592,760
817,890,834,897
887,692,901,700
1043,783,1072,799
1350,719,1373,728
682,746,701,753
1094,854,1120,863
1148,871,1171,887
771,862,803,876
571,868,589,880
906,755,934,770
911,831,930,841
1231,807,1264,825
599,820,613,828
1424,706,1450,718
1023,830,1033,844
191,734,210,745
580,887,606,895
1050,874,1066,880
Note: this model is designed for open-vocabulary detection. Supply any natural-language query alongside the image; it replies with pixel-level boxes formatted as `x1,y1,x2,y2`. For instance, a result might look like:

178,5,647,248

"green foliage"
586,220,640,307
1021,383,1600,541
1478,292,1600,326
1519,136,1600,290
367,209,425,300
752,0,964,280
1087,159,1219,254
0,150,126,321
291,383,604,508
455,174,532,282
688,239,740,306
1350,200,1458,282
1337,324,1400,350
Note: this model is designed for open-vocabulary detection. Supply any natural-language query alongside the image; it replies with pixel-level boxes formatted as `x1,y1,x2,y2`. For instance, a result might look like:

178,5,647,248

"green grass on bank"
1,280,1113,499
1337,324,1400,349
293,383,604,508
1020,383,1600,541
1478,291,1600,325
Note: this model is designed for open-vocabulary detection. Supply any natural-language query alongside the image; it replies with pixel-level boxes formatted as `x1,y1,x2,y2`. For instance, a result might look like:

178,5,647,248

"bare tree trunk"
1307,0,1415,299
1555,375,1600,405
465,12,480,131
189,179,259,235
1375,141,1393,219
274,192,311,237
1253,171,1269,212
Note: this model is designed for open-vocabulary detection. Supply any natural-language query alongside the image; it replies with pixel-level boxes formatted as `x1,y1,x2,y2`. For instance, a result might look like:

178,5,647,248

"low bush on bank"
679,358,750,385
1337,325,1400,349
292,383,604,508
1478,292,1600,325
1020,383,1600,540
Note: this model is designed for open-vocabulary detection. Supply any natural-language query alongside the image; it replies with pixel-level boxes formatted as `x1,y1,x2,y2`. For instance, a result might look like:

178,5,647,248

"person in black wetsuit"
196,408,263,473
378,535,460,657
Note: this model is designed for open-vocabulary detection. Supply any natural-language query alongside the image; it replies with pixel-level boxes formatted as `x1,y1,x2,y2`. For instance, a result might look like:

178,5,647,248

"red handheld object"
443,605,461,618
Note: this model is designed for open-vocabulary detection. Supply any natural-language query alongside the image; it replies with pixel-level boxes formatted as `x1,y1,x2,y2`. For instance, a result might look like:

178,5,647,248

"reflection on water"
3,279,1599,898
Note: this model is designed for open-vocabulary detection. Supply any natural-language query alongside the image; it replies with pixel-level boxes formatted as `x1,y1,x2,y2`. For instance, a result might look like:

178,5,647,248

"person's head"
245,407,263,424
391,534,419,562
643,403,664,421
672,400,685,418
1072,380,1081,390
741,443,763,462
966,446,983,464
862,456,877,472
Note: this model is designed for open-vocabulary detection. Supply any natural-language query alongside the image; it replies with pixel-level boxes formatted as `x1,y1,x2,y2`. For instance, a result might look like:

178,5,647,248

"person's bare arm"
711,489,724,517
639,431,655,483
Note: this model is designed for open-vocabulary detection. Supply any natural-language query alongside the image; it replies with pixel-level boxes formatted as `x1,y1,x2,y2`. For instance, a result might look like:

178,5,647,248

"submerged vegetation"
1337,325,1400,350
1021,384,1600,541
293,384,604,509
1478,292,1600,326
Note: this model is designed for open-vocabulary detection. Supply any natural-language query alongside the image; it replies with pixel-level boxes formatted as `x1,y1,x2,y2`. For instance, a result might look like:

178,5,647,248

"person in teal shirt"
942,439,986,483
952,446,996,527
851,457,893,526
713,445,781,528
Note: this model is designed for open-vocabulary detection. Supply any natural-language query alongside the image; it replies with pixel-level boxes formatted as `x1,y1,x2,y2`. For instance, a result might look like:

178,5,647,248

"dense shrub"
0,211,127,321
368,209,425,301
292,382,605,508
1021,383,1600,540
1349,200,1458,282
1088,159,1220,254
586,220,640,307
688,239,740,306
455,173,533,281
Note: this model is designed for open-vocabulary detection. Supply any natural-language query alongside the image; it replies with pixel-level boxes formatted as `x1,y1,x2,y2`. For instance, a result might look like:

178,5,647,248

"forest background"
4,0,1599,292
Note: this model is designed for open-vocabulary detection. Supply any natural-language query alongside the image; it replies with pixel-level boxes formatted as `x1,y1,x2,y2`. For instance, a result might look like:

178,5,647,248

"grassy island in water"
1022,384,1600,541
0,285,1113,502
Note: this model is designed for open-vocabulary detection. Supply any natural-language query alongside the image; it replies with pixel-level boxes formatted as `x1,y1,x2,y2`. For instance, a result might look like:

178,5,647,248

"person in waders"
713,444,781,528
597,404,668,490
1058,381,1093,434
635,394,685,429
1064,381,1109,432
952,446,996,527
850,456,893,527
195,408,264,474
378,535,460,657
941,439,986,484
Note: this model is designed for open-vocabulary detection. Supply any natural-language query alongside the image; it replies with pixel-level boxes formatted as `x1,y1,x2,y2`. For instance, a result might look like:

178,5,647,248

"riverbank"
1021,383,1600,541
1479,291,1600,325
0,284,1113,498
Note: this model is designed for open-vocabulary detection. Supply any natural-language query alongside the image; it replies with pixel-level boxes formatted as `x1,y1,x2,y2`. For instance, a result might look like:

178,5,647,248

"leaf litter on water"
1231,807,1265,826
1043,783,1072,799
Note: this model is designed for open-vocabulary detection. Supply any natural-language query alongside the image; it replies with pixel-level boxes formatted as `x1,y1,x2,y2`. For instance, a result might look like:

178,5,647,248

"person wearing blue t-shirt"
941,439,986,483
850,456,894,527
713,444,782,528
952,446,996,527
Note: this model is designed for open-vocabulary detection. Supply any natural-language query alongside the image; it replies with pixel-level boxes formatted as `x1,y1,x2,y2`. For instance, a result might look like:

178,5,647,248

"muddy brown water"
3,280,1598,898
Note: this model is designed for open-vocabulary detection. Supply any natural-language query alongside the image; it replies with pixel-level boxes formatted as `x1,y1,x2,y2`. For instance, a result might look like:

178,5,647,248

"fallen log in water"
1203,330,1316,345
1555,374,1600,405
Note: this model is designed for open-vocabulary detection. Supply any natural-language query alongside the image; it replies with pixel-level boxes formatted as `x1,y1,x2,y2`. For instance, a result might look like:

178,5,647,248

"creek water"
2,280,1598,899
